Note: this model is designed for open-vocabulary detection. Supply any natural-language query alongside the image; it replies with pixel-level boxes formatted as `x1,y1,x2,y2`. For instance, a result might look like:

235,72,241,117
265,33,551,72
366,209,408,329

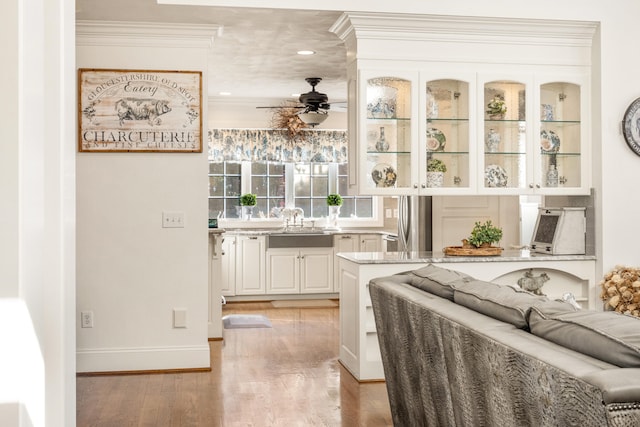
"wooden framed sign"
78,68,202,153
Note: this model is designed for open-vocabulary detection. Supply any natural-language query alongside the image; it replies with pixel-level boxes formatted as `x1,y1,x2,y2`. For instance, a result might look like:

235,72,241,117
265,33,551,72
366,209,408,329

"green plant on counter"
468,220,503,247
327,193,343,206
239,193,257,206
427,158,447,173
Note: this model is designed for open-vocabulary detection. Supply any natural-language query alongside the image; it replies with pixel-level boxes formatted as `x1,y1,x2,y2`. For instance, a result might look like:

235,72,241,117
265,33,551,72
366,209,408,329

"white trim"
76,344,211,373
76,20,221,49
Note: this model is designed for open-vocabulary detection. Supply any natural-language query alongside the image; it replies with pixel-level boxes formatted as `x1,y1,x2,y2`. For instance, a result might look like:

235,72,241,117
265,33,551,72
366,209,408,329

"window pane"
295,175,311,197
209,162,223,174
311,176,328,196
252,176,268,197
226,176,241,197
225,162,241,174
312,199,328,218
355,198,373,217
209,177,224,197
340,198,354,218
296,199,311,219
208,199,223,219
251,162,267,175
338,176,348,195
269,176,285,197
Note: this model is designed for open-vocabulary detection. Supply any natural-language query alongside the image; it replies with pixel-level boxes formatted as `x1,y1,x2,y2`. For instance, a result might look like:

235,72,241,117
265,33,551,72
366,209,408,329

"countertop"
337,249,596,264
216,228,394,236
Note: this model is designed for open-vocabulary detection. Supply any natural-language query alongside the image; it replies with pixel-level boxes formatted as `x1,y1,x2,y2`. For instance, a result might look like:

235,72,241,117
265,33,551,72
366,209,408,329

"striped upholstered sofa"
369,264,640,427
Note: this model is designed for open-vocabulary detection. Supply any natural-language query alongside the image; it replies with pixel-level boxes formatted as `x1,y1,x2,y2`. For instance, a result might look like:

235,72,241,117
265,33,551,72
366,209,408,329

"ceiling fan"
257,77,343,126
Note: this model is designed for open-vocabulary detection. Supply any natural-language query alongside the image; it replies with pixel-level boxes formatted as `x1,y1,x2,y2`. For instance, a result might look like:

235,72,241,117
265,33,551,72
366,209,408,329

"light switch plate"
173,308,187,328
163,211,185,228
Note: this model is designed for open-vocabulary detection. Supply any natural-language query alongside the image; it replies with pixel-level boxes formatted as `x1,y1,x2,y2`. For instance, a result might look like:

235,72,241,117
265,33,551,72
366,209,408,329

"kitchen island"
337,250,597,381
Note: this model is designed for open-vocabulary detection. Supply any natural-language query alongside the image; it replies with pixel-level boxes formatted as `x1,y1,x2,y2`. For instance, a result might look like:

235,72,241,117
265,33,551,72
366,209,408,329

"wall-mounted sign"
78,68,202,153
622,97,640,157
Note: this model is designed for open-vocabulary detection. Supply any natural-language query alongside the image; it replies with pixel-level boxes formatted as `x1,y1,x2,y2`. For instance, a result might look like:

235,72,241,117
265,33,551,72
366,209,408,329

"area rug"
271,299,338,308
222,314,272,329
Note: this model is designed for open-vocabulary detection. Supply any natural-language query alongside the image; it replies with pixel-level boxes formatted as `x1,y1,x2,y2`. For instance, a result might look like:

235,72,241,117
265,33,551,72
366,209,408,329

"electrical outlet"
393,209,399,218
163,211,185,228
385,208,392,218
81,311,94,328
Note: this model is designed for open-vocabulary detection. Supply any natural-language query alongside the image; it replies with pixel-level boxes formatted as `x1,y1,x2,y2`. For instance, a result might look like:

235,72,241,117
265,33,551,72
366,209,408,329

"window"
208,161,379,224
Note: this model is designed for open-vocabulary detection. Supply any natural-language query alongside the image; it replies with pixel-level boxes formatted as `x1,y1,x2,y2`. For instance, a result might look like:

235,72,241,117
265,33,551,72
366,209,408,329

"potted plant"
239,193,257,220
426,158,447,188
326,193,343,229
467,220,503,248
326,193,343,207
486,95,507,119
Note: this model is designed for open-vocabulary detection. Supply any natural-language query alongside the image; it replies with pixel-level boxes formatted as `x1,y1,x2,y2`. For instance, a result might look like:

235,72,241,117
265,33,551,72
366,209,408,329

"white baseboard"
76,344,210,373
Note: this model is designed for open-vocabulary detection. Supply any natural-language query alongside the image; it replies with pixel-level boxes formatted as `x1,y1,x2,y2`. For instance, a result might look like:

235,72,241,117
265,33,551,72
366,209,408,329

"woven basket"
443,246,503,256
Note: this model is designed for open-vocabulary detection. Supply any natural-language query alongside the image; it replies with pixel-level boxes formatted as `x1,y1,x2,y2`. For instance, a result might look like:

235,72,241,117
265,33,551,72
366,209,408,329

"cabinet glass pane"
540,82,581,189
483,81,527,189
427,79,469,188
365,77,411,190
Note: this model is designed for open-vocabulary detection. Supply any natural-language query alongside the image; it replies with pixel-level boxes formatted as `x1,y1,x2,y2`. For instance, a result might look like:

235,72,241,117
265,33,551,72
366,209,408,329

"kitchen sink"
267,233,334,248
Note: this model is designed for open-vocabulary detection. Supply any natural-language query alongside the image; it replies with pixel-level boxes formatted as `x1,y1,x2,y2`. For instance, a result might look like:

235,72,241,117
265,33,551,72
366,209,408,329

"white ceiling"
76,0,347,104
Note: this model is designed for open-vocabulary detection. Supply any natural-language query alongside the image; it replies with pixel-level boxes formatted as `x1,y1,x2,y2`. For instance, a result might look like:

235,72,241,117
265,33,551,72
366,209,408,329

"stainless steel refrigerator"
397,195,433,252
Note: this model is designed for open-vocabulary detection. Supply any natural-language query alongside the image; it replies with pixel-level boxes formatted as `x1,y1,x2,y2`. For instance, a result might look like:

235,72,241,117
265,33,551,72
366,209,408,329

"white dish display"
485,164,508,188
540,129,561,153
371,163,397,188
426,127,446,151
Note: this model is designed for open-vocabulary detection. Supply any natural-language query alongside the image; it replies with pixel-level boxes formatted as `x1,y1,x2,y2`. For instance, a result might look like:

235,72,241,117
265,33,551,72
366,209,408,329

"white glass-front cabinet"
356,69,589,196
478,74,589,195
359,70,475,195
359,70,418,195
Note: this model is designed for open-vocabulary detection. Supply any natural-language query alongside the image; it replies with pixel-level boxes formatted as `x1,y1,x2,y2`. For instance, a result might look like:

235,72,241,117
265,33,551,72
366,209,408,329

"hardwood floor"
76,301,393,426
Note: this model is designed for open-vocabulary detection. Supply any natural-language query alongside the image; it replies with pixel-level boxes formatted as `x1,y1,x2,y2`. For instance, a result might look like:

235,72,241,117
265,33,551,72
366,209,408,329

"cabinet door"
334,234,358,292
359,234,382,252
359,70,419,195
424,76,474,193
479,76,532,194
235,236,266,295
266,250,300,294
220,236,236,296
536,76,590,194
300,249,333,294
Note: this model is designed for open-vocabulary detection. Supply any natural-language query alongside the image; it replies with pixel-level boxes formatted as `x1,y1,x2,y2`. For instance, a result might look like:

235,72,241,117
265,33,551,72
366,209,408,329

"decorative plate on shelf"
485,164,508,188
426,127,446,151
540,129,561,153
371,163,397,188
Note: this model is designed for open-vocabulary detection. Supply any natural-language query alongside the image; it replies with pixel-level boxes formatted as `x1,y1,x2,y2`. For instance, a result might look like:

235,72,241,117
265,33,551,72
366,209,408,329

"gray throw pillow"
453,280,548,329
529,307,640,367
408,264,473,300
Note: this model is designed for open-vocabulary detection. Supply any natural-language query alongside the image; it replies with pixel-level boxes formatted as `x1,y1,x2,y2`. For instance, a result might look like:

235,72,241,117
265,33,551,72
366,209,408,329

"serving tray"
443,246,503,256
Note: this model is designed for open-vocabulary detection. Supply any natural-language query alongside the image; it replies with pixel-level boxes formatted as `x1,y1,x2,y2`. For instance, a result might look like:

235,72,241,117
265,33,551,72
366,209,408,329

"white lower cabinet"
267,248,333,294
235,236,266,295
333,234,383,292
220,235,236,296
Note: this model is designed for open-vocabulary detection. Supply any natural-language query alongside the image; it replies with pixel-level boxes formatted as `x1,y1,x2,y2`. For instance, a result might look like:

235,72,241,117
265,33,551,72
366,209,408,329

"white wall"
75,23,215,372
1,0,76,426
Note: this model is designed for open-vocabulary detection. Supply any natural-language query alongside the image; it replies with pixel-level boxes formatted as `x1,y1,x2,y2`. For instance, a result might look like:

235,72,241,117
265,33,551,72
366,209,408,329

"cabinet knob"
421,184,426,189
536,184,541,189
529,183,534,189
413,184,418,189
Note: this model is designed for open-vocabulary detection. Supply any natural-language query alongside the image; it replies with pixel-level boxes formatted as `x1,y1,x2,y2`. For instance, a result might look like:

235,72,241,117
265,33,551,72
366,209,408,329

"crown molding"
76,20,222,49
331,12,598,48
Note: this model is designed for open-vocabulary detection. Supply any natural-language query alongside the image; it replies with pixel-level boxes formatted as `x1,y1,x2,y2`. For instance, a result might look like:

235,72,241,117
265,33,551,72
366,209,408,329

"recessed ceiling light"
219,92,231,96
297,50,316,56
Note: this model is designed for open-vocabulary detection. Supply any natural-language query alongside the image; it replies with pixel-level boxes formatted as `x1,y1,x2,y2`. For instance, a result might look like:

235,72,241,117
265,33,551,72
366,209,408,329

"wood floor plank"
77,302,392,426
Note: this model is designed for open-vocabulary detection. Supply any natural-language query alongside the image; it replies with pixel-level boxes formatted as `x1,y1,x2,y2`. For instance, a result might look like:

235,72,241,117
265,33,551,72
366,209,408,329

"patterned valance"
207,128,348,163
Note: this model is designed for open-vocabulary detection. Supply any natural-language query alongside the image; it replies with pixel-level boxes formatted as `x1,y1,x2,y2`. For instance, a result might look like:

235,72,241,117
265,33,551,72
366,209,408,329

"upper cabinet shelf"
332,13,597,196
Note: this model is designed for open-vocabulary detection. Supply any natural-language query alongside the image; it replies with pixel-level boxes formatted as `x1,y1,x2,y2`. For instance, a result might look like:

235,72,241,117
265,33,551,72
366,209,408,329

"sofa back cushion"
453,280,551,329
408,264,473,301
529,306,640,367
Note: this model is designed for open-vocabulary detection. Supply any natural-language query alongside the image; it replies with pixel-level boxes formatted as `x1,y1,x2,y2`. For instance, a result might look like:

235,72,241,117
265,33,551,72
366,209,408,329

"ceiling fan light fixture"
298,110,328,127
